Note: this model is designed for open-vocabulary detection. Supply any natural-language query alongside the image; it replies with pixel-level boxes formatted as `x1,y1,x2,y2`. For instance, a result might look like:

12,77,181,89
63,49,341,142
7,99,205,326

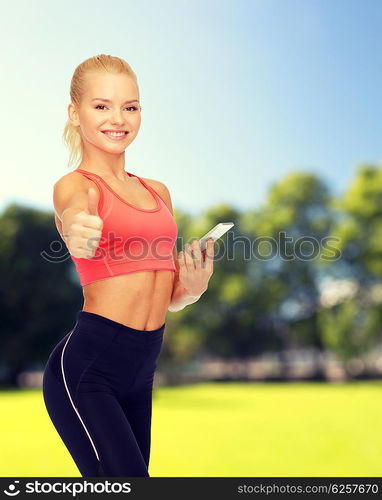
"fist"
66,187,104,259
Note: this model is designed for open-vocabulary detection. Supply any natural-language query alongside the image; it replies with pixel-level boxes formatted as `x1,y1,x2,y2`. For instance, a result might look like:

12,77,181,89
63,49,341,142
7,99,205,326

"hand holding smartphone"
198,222,234,252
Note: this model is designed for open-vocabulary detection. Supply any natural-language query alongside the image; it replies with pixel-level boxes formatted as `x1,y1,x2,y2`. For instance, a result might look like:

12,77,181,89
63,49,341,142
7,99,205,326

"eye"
94,105,139,111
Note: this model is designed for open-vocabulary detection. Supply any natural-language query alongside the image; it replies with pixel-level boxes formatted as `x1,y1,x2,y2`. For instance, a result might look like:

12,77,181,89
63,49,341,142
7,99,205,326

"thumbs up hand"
65,187,104,259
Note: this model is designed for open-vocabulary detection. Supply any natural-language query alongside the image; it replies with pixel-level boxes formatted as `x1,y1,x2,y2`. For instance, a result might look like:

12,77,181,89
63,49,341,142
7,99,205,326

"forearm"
168,280,205,312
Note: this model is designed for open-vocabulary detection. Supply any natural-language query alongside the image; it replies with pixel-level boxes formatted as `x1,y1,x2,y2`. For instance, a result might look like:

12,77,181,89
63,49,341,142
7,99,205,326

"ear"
68,102,80,127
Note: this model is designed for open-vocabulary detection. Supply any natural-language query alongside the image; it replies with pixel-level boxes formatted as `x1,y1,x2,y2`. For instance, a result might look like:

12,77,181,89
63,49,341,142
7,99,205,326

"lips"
101,130,128,135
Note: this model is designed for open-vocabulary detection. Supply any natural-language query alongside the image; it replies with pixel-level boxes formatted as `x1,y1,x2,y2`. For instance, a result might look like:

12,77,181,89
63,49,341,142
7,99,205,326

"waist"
81,270,174,328
77,310,166,335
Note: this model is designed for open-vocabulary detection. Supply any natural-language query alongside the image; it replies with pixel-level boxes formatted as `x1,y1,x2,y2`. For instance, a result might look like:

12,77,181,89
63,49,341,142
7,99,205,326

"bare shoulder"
141,177,169,195
53,170,100,221
54,170,93,189
54,170,101,197
141,177,173,214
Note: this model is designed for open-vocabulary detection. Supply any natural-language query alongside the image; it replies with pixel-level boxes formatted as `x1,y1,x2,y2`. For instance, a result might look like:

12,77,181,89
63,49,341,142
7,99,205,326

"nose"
110,109,125,126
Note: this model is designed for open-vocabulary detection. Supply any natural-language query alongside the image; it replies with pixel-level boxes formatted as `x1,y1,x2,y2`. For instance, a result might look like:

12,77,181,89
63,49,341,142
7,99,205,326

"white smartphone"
199,222,234,252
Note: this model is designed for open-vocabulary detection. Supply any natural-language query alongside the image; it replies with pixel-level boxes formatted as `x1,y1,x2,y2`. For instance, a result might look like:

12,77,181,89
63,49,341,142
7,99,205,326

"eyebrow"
91,98,140,104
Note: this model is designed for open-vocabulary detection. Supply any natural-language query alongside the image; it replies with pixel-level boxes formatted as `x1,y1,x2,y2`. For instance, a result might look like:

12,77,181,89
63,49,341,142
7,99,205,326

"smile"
101,131,129,140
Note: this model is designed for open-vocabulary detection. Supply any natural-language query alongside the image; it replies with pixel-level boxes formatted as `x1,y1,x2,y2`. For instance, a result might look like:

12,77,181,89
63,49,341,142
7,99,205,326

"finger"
178,249,186,269
87,187,99,216
191,239,202,269
70,224,101,239
70,237,95,257
204,238,215,272
79,212,103,230
184,243,195,270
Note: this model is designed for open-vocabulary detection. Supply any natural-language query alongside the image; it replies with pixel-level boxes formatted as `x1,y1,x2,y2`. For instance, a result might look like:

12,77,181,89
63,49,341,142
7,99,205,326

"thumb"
87,187,99,216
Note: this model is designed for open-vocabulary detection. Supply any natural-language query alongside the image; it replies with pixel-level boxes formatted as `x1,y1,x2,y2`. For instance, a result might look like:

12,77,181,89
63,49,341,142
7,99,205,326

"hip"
44,310,165,399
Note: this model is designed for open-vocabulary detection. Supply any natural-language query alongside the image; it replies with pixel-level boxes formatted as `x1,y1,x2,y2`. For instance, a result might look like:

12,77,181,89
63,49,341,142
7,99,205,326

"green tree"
330,164,382,278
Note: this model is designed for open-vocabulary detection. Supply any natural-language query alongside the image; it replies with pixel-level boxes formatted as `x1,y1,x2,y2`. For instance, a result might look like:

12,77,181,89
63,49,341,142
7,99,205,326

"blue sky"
1,0,381,216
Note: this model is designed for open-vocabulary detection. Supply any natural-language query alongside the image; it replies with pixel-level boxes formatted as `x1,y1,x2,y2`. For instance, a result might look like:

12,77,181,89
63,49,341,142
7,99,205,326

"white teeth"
104,131,126,137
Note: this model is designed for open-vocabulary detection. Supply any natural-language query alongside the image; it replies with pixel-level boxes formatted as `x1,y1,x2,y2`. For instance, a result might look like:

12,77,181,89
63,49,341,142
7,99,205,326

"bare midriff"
81,270,175,331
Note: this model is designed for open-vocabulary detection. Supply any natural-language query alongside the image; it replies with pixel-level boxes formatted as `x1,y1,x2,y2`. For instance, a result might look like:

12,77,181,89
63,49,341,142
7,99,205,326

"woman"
42,54,215,478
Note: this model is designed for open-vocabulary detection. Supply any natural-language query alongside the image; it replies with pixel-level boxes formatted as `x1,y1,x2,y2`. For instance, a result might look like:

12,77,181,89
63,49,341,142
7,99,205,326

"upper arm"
53,172,95,221
143,178,179,274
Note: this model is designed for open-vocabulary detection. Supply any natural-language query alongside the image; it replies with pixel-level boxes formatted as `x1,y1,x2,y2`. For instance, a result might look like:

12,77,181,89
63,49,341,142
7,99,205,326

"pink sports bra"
70,169,178,286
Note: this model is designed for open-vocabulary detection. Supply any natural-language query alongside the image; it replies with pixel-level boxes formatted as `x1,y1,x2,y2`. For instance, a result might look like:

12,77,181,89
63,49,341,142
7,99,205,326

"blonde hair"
62,54,139,169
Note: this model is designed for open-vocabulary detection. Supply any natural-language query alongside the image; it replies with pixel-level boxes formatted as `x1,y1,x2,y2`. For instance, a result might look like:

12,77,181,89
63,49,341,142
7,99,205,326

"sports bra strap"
76,169,100,180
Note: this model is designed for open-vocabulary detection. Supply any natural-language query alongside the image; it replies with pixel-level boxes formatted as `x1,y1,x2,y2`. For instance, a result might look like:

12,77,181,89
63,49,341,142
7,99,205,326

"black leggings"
42,310,165,477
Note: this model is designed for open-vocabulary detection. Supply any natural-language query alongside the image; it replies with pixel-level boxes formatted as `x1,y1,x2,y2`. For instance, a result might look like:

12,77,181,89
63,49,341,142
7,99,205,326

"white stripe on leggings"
60,328,100,461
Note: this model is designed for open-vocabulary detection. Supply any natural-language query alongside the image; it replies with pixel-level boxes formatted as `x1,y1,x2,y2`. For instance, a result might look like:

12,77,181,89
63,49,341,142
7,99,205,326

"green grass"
1,381,382,476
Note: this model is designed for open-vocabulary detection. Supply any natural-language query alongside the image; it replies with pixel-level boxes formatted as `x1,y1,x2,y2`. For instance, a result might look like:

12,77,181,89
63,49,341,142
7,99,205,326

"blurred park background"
2,0,382,476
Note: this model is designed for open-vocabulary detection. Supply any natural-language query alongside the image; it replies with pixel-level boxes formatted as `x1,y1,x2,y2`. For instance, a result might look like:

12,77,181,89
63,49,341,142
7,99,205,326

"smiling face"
68,71,141,154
